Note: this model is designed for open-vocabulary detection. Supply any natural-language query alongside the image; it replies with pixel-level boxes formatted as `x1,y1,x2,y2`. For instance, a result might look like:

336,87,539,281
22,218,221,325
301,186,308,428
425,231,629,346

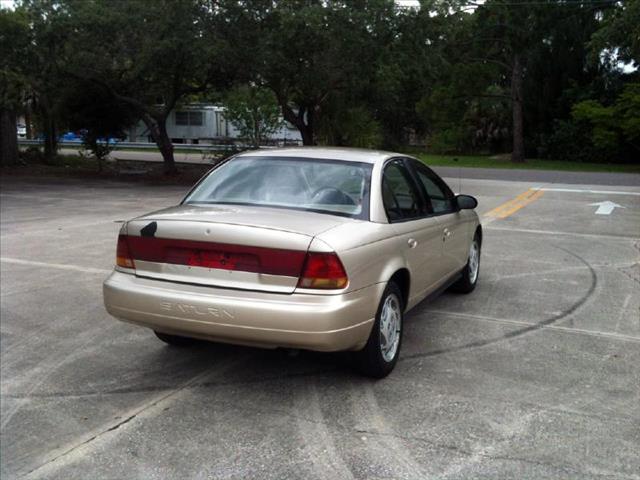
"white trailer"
127,104,302,145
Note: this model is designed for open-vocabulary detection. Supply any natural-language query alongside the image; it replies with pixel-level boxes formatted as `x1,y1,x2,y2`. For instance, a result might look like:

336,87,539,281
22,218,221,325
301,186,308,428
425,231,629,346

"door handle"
443,228,452,241
407,238,418,249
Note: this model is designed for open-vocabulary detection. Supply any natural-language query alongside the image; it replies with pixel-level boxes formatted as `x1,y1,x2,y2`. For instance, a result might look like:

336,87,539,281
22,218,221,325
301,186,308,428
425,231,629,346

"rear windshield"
184,156,372,219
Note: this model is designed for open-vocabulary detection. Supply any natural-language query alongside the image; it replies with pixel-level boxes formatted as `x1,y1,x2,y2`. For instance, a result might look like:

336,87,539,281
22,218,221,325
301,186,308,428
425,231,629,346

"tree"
0,8,27,166
572,82,640,157
223,85,283,148
61,81,137,171
370,2,454,147
14,0,72,163
590,0,640,68
62,0,224,174
432,0,614,162
219,0,397,146
461,0,556,162
2,2,70,165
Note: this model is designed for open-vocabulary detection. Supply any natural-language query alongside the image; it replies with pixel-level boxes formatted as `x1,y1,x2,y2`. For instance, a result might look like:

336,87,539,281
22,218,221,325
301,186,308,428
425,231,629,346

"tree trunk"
25,102,33,139
39,95,58,163
510,54,525,163
142,113,177,175
253,114,260,148
277,100,315,146
299,122,314,146
302,106,315,146
43,114,57,163
0,107,19,166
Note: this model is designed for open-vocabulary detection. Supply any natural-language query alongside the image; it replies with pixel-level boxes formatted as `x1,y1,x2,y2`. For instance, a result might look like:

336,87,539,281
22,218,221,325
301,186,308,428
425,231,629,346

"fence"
18,139,249,153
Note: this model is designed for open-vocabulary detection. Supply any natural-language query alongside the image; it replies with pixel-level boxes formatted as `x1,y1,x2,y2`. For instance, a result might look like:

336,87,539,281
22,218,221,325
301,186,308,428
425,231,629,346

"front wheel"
451,233,481,294
355,282,404,378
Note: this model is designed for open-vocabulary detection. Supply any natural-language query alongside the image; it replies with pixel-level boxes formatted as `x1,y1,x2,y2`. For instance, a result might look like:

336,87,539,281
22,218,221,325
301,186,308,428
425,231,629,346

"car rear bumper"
103,271,382,352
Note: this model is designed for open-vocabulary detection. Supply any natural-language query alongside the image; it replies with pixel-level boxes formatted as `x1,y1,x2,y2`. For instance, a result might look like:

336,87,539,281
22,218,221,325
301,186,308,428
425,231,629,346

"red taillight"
119,235,306,277
114,235,347,288
298,252,348,290
116,234,135,269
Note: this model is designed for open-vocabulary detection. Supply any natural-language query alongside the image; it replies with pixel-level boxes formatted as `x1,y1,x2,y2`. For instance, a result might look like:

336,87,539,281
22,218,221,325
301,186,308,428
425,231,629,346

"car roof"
235,147,402,165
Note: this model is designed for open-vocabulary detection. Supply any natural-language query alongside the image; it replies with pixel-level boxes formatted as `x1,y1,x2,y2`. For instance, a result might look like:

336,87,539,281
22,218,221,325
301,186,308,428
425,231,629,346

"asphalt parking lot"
1,171,639,479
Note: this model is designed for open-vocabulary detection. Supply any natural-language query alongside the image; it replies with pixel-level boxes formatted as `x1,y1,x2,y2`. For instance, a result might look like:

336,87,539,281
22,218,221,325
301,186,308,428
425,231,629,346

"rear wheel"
355,281,403,378
154,330,197,347
451,233,481,293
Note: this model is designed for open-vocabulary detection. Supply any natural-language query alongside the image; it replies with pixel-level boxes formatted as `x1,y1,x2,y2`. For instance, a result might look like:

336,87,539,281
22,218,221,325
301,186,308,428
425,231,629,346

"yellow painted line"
497,189,544,218
484,189,535,217
483,188,545,220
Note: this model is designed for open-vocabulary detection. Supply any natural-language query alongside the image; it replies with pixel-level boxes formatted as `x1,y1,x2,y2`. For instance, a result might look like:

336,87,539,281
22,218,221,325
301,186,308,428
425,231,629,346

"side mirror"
456,194,478,210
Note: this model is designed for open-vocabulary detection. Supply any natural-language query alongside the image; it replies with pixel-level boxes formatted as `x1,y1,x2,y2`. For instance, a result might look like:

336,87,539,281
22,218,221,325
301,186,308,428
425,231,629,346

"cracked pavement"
1,172,639,479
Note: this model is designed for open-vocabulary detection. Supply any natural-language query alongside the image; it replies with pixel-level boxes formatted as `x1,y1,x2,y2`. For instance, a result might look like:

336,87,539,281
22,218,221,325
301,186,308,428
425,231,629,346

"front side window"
184,157,371,219
413,163,454,214
382,161,422,222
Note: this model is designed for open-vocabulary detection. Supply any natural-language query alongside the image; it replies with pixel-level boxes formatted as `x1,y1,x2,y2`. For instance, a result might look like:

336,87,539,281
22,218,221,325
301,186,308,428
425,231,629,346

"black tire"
154,330,197,347
354,281,404,378
451,233,481,294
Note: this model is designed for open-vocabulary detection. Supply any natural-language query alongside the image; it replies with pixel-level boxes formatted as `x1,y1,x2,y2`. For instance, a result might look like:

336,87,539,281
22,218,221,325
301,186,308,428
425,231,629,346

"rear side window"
382,161,422,222
413,163,455,214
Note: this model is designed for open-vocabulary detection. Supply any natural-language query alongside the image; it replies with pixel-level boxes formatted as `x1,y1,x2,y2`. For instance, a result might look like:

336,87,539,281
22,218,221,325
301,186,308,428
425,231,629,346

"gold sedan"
103,147,481,377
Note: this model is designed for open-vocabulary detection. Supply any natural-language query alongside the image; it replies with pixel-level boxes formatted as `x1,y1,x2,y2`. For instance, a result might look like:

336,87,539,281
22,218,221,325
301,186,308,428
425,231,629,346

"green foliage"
7,0,638,167
428,127,472,155
615,83,640,144
61,82,137,170
418,84,510,154
0,8,28,165
0,8,28,111
218,1,399,145
539,83,640,163
570,83,640,160
318,106,383,149
572,100,618,150
14,0,74,162
223,85,283,147
58,0,228,173
538,119,602,163
78,136,112,171
339,107,383,149
64,0,218,111
19,145,44,163
589,0,640,68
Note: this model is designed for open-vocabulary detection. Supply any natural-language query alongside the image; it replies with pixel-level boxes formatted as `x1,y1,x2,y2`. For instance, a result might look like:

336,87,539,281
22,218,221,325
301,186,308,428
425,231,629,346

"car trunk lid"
124,204,350,293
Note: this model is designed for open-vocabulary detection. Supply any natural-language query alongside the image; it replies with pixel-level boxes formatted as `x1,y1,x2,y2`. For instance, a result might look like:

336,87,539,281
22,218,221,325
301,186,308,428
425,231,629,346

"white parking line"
536,188,640,196
0,257,111,275
485,226,639,241
0,193,69,201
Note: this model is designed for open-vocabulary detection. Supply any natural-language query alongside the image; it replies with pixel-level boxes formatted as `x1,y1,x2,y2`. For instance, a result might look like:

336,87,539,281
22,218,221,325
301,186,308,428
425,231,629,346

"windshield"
184,156,372,219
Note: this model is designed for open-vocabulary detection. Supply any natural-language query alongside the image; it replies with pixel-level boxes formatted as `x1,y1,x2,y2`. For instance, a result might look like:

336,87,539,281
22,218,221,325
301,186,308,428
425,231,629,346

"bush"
18,146,44,163
538,119,614,163
427,127,474,154
318,106,383,149
223,86,283,147
340,107,383,149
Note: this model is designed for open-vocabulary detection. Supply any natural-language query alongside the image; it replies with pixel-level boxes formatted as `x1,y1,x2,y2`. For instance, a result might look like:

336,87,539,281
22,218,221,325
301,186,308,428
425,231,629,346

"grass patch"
414,153,640,174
